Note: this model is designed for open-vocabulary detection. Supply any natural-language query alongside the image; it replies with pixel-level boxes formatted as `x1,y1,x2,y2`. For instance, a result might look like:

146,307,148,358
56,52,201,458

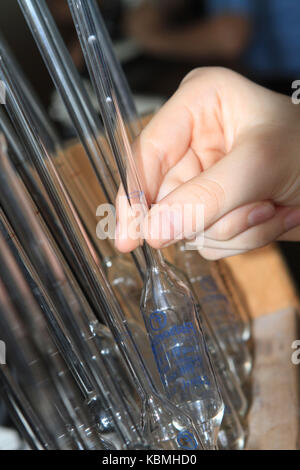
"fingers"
155,148,202,202
115,85,196,252
197,206,300,260
125,67,251,204
115,67,299,253
115,184,142,252
143,136,281,249
204,201,276,241
278,209,300,241
133,95,194,204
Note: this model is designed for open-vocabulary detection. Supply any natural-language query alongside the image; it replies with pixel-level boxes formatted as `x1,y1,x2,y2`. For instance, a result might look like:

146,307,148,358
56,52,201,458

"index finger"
115,87,194,252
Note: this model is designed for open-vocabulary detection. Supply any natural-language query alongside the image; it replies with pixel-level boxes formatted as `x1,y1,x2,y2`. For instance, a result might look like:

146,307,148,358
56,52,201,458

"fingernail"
248,203,275,227
284,209,300,231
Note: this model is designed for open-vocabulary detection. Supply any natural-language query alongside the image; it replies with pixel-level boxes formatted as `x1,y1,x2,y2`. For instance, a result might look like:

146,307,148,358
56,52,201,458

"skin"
115,67,300,260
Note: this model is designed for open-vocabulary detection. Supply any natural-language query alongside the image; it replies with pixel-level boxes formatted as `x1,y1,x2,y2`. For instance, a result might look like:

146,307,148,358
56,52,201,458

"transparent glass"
65,0,245,449
0,121,203,451
141,260,224,448
17,0,145,277
0,140,144,449
203,323,248,419
144,257,245,450
0,36,152,406
103,254,163,391
67,0,225,450
0,232,109,450
217,387,245,450
67,0,225,449
213,259,252,342
175,245,252,384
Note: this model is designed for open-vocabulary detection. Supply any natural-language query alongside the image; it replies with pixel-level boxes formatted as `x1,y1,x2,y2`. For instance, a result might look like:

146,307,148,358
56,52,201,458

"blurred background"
1,0,300,447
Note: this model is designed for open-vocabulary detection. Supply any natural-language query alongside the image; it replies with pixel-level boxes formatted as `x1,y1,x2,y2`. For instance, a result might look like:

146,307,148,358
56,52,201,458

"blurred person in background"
124,0,300,94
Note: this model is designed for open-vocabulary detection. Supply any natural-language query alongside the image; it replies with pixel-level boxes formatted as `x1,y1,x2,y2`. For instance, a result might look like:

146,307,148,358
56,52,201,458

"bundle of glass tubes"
0,0,253,451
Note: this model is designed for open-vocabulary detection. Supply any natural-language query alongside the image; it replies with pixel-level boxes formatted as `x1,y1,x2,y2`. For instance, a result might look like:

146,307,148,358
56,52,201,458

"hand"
115,67,300,259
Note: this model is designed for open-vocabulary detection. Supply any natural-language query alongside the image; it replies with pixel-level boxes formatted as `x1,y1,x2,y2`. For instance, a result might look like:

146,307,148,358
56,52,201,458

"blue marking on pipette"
149,310,167,331
128,190,144,202
177,430,198,450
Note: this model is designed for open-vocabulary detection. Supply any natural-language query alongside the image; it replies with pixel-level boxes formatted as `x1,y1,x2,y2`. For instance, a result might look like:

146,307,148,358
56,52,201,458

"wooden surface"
222,246,300,449
246,308,299,450
224,245,300,320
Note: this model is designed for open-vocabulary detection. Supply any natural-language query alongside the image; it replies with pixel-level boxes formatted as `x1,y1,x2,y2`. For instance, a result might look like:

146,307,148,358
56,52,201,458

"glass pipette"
74,0,248,413
0,34,159,394
0,104,98,312
161,255,248,448
0,209,134,442
0,122,203,450
66,3,247,448
68,0,224,449
0,273,88,450
0,367,51,450
0,102,142,437
17,0,145,278
213,259,252,342
0,216,125,450
0,142,145,450
0,36,143,319
175,245,252,384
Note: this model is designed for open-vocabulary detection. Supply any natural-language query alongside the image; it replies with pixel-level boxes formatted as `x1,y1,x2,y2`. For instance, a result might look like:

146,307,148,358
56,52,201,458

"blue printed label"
177,430,198,450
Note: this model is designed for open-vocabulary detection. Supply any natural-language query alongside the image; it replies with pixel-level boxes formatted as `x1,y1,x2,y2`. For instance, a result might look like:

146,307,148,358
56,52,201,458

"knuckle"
180,66,234,88
180,67,205,86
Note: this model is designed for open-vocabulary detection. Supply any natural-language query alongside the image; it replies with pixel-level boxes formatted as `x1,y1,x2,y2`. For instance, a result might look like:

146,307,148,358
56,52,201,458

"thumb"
143,135,279,248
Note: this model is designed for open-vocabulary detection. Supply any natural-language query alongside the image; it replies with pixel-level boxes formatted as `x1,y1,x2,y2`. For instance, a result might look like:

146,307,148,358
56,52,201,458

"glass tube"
17,0,145,276
67,0,224,449
175,244,252,384
0,264,93,450
0,208,136,441
0,131,203,450
0,368,50,450
0,142,144,449
0,227,123,449
0,102,99,313
70,0,248,399
0,34,159,398
66,0,248,448
213,259,252,342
